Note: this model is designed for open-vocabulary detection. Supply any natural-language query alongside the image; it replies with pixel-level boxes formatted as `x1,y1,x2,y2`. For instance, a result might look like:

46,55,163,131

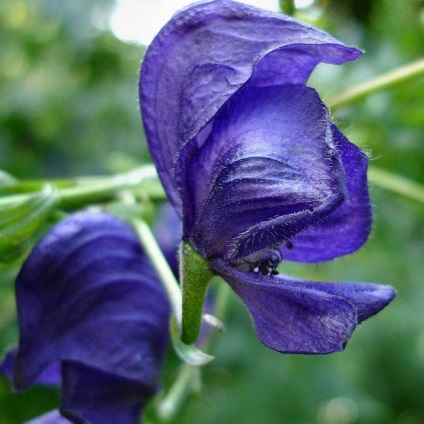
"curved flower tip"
211,259,395,354
10,211,170,423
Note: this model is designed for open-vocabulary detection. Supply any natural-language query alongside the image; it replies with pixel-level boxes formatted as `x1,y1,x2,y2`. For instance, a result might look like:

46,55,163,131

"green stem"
180,242,213,345
157,364,200,422
329,58,424,107
0,165,166,209
132,219,182,327
368,166,424,205
133,221,214,366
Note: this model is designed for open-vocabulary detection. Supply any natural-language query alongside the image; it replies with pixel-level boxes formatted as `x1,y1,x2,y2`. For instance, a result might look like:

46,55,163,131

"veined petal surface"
183,84,347,259
140,0,361,211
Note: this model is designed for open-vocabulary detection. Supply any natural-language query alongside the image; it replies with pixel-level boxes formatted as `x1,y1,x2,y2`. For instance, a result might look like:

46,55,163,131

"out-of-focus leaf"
0,186,58,263
0,170,17,186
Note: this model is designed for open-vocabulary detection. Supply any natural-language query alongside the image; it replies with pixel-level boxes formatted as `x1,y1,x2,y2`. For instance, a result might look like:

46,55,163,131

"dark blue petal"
13,211,170,400
286,276,396,322
182,84,346,259
1,349,60,386
60,361,151,424
154,203,182,276
25,410,71,424
281,125,372,262
0,350,17,381
140,0,361,212
210,259,395,354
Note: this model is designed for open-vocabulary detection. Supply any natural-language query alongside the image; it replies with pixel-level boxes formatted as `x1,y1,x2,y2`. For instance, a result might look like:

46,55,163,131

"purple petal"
140,0,361,212
0,350,17,381
183,84,346,259
14,211,170,393
288,277,396,322
25,410,71,424
210,259,395,354
1,349,60,386
153,203,182,276
281,125,372,262
60,361,150,424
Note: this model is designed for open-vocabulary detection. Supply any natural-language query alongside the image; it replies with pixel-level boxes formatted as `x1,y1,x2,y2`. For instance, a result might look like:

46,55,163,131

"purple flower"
1,211,170,423
139,0,395,353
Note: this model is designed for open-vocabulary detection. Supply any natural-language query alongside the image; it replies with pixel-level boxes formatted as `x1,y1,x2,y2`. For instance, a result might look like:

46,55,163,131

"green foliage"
0,0,148,179
0,185,58,263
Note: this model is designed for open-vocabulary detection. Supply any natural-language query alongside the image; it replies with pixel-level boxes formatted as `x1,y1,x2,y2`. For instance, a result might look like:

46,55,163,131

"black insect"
231,247,282,276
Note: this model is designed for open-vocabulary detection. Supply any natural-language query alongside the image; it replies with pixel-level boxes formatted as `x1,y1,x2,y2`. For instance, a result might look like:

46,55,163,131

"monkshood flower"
0,211,170,424
139,0,395,354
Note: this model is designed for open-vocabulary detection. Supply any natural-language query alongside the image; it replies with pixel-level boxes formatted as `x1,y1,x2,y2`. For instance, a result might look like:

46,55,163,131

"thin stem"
157,364,200,422
134,220,214,367
329,58,424,107
368,166,424,205
0,165,166,209
180,241,213,345
59,167,165,208
132,219,182,328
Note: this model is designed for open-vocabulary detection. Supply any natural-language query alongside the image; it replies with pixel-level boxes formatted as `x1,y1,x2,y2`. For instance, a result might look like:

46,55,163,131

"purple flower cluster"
140,0,395,354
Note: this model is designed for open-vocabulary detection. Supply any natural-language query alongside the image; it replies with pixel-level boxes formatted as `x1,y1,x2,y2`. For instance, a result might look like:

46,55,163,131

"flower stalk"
329,58,424,107
132,219,182,327
0,165,166,209
368,166,424,205
157,364,201,422
133,221,215,366
180,241,214,345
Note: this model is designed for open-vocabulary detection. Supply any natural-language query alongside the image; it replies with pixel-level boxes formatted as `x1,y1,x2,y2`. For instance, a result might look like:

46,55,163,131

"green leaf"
0,185,58,263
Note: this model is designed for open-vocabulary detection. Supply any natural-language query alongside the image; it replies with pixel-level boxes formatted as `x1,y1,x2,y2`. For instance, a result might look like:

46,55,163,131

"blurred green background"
0,0,423,423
